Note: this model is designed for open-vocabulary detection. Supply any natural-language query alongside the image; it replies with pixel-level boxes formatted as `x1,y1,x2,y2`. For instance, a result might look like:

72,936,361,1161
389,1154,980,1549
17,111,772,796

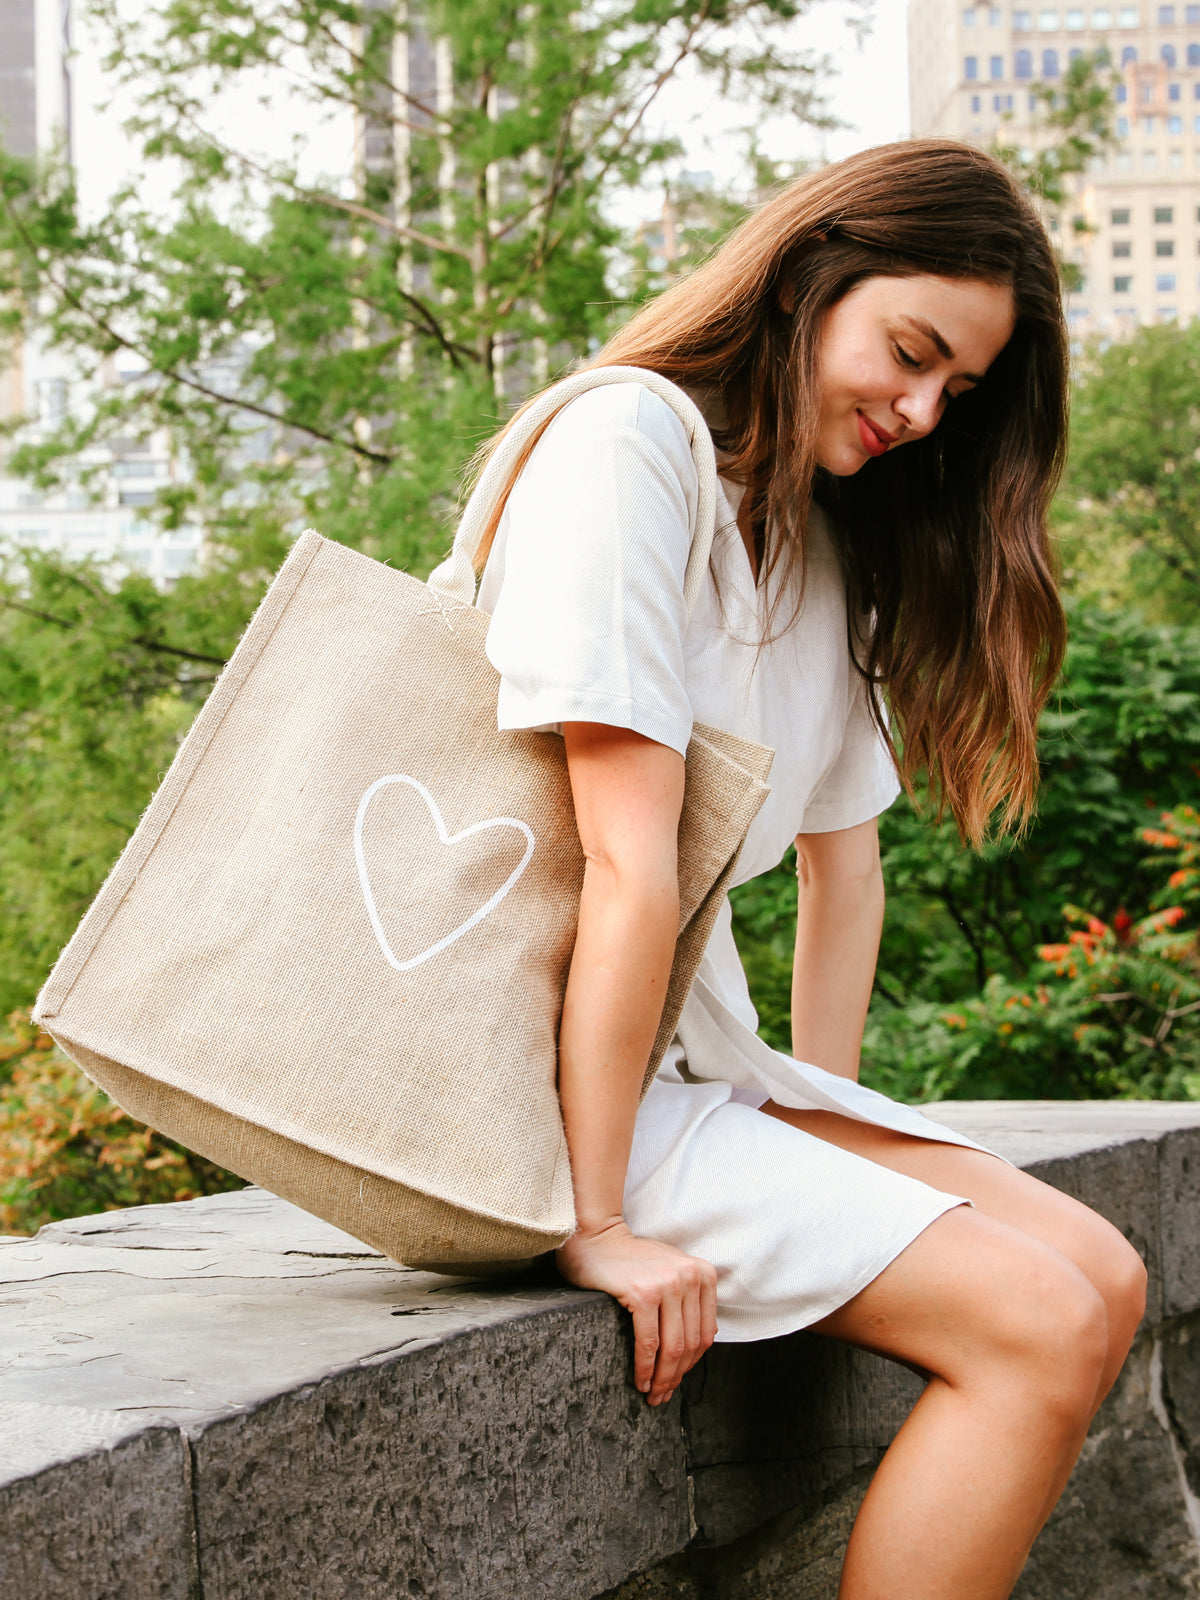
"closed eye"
893,342,920,370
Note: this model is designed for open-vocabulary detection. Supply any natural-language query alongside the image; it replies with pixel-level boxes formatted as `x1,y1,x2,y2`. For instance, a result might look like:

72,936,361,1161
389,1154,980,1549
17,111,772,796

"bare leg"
764,1106,1148,1406
758,1107,1148,1600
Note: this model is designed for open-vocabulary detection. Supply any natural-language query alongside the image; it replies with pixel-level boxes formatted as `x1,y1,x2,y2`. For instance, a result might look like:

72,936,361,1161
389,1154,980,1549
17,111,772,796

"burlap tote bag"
33,366,773,1271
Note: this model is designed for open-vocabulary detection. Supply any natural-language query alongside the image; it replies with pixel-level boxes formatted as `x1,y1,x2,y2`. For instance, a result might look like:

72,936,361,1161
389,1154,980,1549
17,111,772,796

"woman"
475,139,1146,1600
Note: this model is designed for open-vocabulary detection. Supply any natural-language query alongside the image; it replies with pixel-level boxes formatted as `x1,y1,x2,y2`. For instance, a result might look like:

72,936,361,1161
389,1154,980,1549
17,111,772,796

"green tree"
0,0,837,1014
731,601,1200,1094
1054,320,1200,624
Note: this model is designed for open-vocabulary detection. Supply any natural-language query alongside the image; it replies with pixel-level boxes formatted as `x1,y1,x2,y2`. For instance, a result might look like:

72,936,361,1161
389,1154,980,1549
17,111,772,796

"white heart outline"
353,774,536,973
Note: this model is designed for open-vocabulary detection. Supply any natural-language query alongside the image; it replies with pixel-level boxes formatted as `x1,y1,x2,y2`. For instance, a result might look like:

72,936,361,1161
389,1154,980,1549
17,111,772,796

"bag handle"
427,365,719,616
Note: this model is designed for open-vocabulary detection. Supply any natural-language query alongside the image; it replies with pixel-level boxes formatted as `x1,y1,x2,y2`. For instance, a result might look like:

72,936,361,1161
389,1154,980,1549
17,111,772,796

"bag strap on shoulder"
427,365,719,617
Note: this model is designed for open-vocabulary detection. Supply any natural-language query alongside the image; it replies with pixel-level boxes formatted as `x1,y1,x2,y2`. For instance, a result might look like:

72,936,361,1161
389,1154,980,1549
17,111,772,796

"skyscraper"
908,0,1200,335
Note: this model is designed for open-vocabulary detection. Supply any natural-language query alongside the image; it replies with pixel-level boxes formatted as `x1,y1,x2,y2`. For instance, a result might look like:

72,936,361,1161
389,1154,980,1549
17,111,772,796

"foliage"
0,1011,242,1236
731,602,1200,1100
1,0,836,565
0,0,841,1018
1054,319,1200,624
860,817,1200,1103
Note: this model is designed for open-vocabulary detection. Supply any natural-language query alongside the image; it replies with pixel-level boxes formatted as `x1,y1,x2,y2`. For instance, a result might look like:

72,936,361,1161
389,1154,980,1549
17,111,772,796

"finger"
699,1271,719,1354
651,1294,687,1404
630,1298,660,1395
680,1274,701,1358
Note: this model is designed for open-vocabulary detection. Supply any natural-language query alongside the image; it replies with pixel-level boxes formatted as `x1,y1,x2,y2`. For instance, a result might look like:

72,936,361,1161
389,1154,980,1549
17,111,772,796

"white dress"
479,382,999,1343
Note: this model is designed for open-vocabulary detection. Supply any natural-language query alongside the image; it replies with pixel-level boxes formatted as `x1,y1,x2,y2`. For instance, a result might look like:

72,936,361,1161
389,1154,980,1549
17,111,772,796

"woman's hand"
556,1221,718,1406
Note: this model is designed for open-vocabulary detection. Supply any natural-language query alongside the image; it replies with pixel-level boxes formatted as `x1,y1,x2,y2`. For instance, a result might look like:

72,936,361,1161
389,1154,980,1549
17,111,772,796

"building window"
1144,148,1159,166
1039,6,1059,23
1170,146,1183,166
1118,4,1139,19
1117,113,1131,132
1122,44,1138,63
1156,204,1175,222
1116,150,1134,168
1187,2,1200,16
1156,239,1176,254
1093,4,1113,17
1113,274,1133,292
1195,113,1200,130
1169,82,1181,100
966,54,979,77
1158,2,1175,17
1143,114,1157,130
989,6,1004,21
1162,43,1177,67
1111,206,1131,223
1116,82,1128,100
1016,46,1034,73
1067,4,1086,20
1014,8,1033,25
972,92,983,109
991,53,1005,75
1113,239,1133,255
1042,46,1059,71
964,6,977,22
1156,272,1177,290
1169,112,1184,129
1189,43,1200,64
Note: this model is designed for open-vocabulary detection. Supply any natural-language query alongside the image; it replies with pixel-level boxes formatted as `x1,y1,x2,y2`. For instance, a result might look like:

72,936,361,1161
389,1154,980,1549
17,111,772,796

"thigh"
806,1199,1108,1396
761,1103,1141,1312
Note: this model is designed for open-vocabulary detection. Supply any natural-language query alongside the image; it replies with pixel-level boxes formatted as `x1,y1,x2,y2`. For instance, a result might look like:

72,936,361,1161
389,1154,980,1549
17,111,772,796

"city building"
0,0,200,584
908,0,1200,336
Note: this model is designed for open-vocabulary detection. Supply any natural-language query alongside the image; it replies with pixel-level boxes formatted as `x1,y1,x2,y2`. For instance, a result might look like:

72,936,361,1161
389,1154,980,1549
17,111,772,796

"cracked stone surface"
1,1103,1199,1600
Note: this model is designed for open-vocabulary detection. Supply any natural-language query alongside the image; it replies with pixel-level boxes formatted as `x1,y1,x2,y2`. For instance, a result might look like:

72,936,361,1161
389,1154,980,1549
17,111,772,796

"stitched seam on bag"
34,531,328,1019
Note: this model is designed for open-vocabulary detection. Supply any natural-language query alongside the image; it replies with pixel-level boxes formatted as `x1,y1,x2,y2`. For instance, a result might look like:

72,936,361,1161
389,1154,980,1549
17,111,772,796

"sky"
69,0,912,221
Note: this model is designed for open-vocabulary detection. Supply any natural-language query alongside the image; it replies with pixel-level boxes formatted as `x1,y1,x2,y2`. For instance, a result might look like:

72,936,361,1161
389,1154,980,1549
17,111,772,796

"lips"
856,412,895,457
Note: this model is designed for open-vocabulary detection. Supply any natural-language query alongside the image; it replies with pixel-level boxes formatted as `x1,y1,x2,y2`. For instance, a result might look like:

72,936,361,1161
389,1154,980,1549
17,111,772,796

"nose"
895,378,944,440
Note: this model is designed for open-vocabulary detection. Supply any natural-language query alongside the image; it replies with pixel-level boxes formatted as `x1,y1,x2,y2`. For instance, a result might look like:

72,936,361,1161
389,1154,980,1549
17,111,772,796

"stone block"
1160,1127,1200,1318
681,1334,919,1548
0,1412,196,1600
1013,1326,1200,1599
189,1298,690,1600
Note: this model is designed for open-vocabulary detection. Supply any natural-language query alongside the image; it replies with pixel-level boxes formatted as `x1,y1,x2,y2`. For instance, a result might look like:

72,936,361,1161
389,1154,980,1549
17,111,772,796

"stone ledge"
1,1101,1199,1600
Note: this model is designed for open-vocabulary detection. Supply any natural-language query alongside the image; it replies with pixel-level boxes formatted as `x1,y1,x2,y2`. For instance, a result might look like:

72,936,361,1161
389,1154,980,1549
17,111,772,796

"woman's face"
813,274,1016,476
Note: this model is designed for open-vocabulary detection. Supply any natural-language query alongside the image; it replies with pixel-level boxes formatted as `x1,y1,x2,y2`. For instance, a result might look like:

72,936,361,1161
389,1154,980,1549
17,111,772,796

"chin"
816,451,868,478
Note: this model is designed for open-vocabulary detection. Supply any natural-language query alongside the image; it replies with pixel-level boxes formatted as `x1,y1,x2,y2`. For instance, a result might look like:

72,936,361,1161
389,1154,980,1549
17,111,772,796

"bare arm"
791,818,886,1081
554,722,718,1406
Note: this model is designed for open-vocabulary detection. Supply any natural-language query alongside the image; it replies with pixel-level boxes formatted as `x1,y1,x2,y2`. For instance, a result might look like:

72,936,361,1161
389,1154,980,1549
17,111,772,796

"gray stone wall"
2,1102,1199,1599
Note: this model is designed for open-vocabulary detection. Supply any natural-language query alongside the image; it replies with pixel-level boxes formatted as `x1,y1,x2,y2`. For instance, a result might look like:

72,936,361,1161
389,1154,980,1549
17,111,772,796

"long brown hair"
471,139,1069,846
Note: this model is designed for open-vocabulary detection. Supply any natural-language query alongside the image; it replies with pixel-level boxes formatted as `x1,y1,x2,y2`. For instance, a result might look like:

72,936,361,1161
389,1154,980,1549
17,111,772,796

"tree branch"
1,595,228,664
2,189,398,465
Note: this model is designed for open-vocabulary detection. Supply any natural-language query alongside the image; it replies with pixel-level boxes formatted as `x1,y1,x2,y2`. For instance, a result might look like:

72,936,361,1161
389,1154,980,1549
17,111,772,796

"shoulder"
535,381,699,488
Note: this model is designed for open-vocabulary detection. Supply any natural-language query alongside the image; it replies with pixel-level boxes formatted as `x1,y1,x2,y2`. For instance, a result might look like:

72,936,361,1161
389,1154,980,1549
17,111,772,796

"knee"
984,1254,1111,1426
1093,1226,1148,1351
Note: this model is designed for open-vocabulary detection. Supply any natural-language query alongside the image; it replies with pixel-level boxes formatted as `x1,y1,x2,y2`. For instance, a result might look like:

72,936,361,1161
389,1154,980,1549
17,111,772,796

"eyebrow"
899,315,984,385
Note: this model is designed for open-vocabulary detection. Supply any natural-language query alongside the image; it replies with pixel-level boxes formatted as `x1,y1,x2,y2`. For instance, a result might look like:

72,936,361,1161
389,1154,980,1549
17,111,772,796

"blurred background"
0,0,1198,1234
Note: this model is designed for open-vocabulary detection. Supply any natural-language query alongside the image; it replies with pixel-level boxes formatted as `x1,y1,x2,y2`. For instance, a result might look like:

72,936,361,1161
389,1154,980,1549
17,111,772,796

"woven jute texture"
34,531,772,1267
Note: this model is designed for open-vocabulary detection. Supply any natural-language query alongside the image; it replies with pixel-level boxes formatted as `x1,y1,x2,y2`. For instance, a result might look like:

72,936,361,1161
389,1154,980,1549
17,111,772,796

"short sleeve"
798,669,902,834
479,384,699,757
